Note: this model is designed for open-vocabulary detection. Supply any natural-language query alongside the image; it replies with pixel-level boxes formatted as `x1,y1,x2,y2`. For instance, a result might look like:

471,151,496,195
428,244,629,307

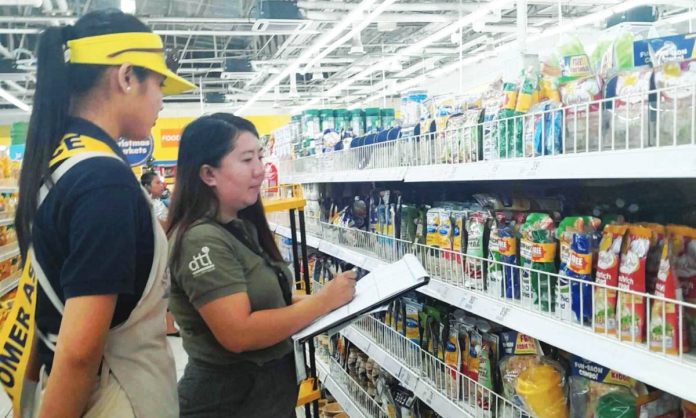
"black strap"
220,222,293,306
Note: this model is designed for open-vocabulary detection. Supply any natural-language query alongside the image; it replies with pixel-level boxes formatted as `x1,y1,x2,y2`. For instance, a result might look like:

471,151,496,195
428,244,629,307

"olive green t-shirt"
168,219,293,366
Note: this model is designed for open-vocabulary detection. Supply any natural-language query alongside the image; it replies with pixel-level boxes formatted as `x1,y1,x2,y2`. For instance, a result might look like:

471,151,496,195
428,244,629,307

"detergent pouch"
524,101,563,157
482,80,505,160
520,213,557,312
444,318,462,400
515,358,569,418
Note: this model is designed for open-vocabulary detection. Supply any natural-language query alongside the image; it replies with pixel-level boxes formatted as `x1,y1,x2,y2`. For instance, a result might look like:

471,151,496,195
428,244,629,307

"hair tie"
61,25,75,44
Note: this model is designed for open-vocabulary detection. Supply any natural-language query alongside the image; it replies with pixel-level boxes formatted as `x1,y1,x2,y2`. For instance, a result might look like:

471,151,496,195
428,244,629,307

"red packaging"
594,224,628,335
617,226,651,343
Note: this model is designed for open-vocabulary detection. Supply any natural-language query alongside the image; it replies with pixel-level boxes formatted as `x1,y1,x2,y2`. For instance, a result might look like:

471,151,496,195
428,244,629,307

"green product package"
496,82,524,159
595,392,637,418
520,213,558,312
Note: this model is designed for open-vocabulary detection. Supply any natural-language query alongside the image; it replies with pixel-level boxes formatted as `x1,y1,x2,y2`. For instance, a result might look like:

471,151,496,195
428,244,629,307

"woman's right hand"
318,270,357,312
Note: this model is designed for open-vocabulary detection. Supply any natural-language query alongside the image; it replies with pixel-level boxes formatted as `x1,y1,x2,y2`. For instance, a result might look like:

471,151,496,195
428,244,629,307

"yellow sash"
0,134,117,414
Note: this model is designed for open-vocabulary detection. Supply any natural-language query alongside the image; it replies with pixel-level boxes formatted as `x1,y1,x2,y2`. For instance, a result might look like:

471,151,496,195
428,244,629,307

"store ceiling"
0,0,693,114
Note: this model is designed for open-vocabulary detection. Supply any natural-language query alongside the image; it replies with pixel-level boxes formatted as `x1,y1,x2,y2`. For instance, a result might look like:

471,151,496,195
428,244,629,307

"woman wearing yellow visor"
14,9,194,418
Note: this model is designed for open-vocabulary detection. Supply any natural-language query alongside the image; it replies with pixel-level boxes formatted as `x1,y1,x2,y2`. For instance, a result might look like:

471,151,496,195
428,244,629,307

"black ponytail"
15,9,152,260
16,27,70,259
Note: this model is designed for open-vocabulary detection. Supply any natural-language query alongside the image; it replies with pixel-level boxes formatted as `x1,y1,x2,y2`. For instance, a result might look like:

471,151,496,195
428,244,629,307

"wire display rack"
279,83,696,183
270,219,696,403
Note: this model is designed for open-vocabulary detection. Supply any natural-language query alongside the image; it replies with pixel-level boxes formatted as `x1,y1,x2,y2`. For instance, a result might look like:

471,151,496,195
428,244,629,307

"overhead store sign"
118,137,153,167
160,128,182,148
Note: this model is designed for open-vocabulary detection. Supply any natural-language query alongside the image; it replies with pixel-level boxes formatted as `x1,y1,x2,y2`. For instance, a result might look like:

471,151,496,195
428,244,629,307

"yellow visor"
66,32,196,96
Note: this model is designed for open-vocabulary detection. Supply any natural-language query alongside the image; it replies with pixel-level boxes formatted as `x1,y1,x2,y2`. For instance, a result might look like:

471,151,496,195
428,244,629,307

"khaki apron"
25,139,178,417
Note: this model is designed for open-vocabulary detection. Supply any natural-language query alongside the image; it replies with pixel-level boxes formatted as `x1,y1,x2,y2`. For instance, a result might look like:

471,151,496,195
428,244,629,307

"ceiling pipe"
0,28,320,36
305,11,455,23
0,0,42,6
297,1,479,12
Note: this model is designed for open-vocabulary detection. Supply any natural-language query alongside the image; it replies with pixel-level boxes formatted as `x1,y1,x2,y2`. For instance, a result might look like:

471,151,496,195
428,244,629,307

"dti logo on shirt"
189,247,215,276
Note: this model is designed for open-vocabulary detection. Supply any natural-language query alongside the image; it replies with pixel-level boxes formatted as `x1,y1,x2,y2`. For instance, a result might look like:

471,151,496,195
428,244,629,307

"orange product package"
666,225,696,351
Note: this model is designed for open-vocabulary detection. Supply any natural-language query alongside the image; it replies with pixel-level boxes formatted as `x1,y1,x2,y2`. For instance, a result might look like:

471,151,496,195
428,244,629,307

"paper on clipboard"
292,254,429,343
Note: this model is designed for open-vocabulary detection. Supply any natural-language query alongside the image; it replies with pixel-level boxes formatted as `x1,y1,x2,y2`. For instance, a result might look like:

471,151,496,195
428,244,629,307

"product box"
633,32,696,67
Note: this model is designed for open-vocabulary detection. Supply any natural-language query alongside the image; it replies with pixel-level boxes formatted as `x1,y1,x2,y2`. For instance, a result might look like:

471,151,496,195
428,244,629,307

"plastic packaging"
617,225,651,343
466,212,489,290
365,108,382,134
350,109,366,137
515,361,569,418
649,237,689,355
520,213,557,312
404,298,423,345
665,225,696,350
594,224,628,335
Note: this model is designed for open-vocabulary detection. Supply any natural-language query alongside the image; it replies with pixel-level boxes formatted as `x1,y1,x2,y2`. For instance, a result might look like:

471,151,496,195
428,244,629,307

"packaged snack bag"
450,209,467,286
487,216,504,299
520,213,557,312
496,81,524,159
426,207,443,277
404,298,423,345
649,239,689,355
595,224,629,335
654,59,696,146
500,220,522,301
639,223,666,294
444,318,462,400
665,225,696,350
466,211,489,291
617,225,652,343
461,108,484,163
568,355,642,418
636,390,680,418
560,75,604,154
557,217,601,324
476,344,494,415
604,67,653,151
515,360,569,418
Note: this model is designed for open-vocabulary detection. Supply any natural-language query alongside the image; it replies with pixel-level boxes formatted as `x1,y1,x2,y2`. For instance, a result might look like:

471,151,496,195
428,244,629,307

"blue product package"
499,226,520,300
534,102,563,156
633,32,696,67
564,233,594,324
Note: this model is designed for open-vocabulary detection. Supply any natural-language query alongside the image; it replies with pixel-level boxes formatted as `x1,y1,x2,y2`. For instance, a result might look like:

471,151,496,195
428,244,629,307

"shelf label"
464,295,477,311
397,366,416,389
526,160,541,177
489,163,500,176
496,306,511,323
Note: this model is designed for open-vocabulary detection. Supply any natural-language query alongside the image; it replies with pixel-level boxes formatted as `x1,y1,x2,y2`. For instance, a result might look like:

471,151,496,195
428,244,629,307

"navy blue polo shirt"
33,117,154,371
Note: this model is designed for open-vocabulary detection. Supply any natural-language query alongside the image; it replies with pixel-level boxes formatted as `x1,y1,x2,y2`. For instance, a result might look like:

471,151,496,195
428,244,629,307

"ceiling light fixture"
234,0,390,116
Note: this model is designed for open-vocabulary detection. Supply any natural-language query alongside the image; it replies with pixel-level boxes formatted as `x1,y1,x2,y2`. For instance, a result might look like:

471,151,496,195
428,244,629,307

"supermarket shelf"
281,146,696,184
0,217,13,227
0,271,20,297
0,243,18,262
419,279,696,404
314,355,389,418
314,357,367,418
341,325,472,418
271,221,696,403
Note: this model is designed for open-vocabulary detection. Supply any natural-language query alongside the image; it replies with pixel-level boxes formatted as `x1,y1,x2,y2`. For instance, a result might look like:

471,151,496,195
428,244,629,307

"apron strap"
33,139,123,351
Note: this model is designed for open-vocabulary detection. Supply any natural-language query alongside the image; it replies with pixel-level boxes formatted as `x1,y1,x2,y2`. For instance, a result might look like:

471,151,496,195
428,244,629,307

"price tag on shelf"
414,381,432,402
464,295,476,311
525,160,541,177
422,387,434,405
398,367,417,389
495,306,511,323
489,163,500,176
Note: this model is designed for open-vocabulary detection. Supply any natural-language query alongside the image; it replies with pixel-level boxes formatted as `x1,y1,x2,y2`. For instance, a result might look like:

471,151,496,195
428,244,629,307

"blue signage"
117,137,154,167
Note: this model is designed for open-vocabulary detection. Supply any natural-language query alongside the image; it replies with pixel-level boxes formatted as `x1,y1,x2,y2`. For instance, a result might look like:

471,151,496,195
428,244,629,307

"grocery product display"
4,2,696,417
